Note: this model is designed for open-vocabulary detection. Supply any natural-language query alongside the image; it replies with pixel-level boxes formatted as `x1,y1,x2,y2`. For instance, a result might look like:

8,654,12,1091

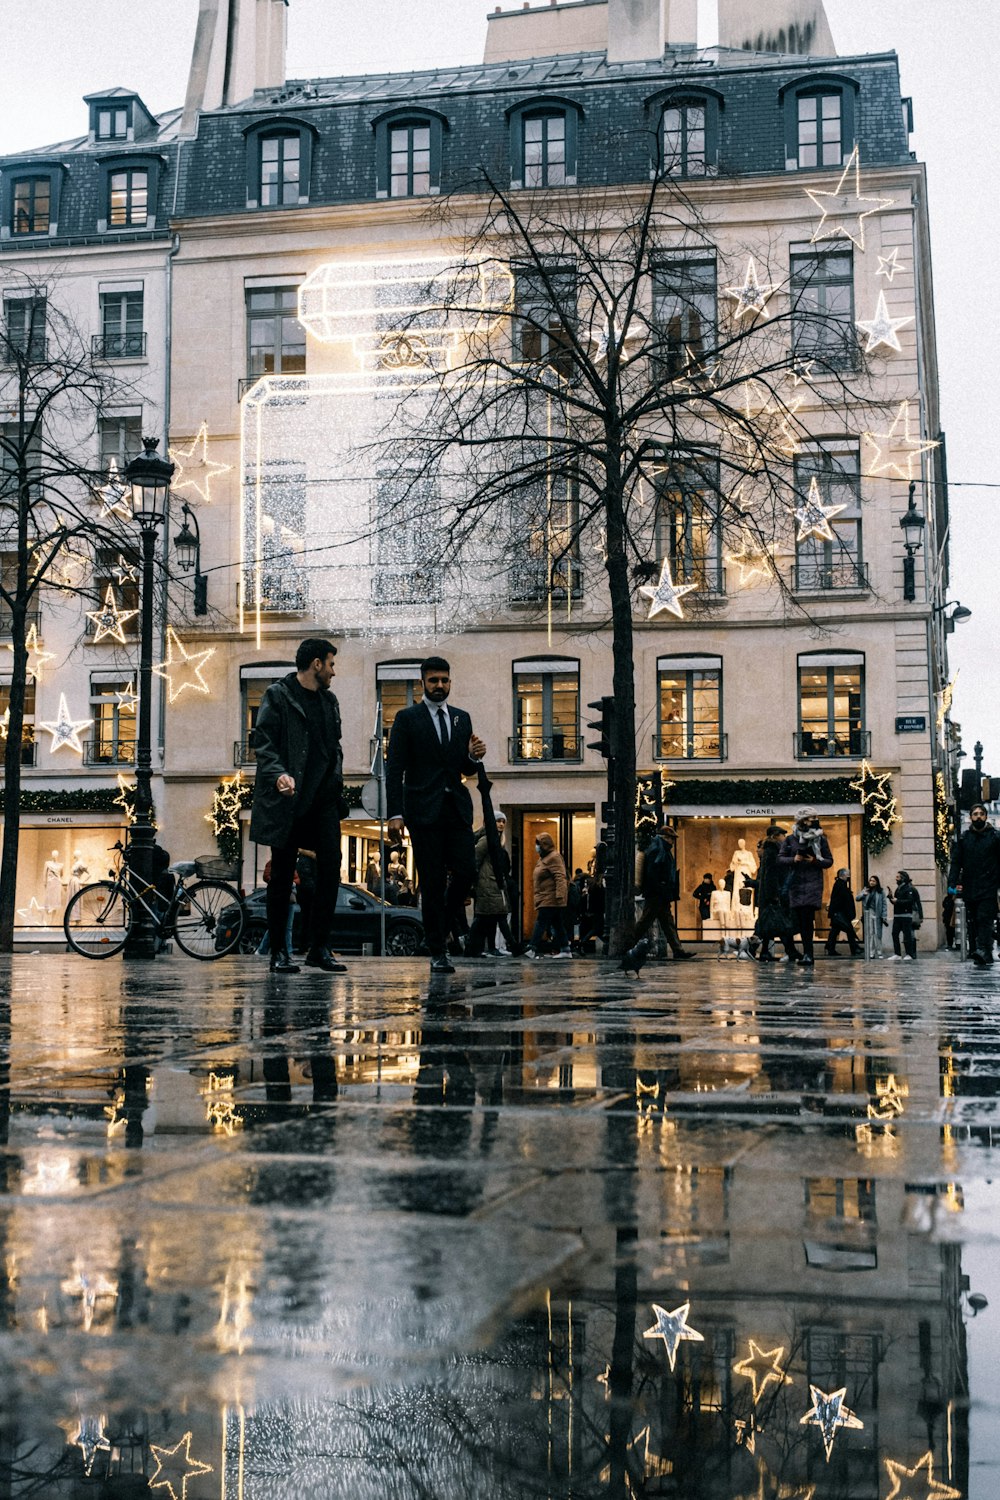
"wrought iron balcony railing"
83,739,136,767
508,733,582,764
792,559,870,594
234,738,258,767
652,731,728,761
794,729,871,760
508,558,583,604
0,607,41,640
91,331,147,359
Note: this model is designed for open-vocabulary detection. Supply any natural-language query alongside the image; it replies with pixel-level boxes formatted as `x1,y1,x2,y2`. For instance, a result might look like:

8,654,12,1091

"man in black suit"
386,655,486,973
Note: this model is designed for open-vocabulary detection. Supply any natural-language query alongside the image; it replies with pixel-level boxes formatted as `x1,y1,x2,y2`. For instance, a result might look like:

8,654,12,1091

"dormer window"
12,177,50,235
96,106,129,141
507,97,582,190
0,162,66,242
645,87,722,179
372,108,448,199
780,74,858,171
85,90,156,145
95,154,162,233
243,117,316,210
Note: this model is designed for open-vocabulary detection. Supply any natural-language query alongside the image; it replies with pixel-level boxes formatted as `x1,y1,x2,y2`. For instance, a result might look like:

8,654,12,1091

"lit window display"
10,823,125,930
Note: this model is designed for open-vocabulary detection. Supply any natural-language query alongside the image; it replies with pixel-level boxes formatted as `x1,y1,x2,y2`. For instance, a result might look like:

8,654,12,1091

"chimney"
718,0,836,55
607,0,698,64
182,0,288,133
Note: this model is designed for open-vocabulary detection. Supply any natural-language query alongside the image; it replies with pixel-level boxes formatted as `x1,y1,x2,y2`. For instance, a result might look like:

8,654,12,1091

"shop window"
14,826,121,928
246,287,306,379
512,262,577,377
108,168,148,228
511,659,580,762
780,74,857,171
238,664,291,764
791,245,855,370
652,257,717,379
654,450,723,593
12,177,50,236
98,415,143,472
793,444,865,592
797,652,866,758
86,679,136,766
90,547,140,639
97,289,145,359
656,655,723,759
4,296,47,363
373,109,447,198
0,679,35,766
376,662,424,752
243,118,316,209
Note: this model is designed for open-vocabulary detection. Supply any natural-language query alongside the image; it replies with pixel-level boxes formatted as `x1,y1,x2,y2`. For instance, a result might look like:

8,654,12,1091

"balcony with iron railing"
4,737,36,767
508,732,582,764
234,737,258,767
794,729,871,760
83,739,136,768
791,559,870,594
91,331,147,359
0,607,41,640
652,731,728,761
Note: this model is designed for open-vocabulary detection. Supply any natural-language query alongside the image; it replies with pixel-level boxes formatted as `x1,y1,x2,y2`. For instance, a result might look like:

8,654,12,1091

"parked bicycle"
64,840,246,960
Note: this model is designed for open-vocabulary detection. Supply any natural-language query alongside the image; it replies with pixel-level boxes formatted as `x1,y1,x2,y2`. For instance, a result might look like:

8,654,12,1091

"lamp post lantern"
123,437,174,958
173,502,208,616
898,481,926,603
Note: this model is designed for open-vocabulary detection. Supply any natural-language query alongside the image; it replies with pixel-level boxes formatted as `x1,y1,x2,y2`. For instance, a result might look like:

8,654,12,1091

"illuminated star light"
116,679,139,716
153,626,215,703
793,476,846,542
856,290,913,353
725,257,777,320
17,896,48,925
4,623,55,683
848,759,893,807
94,457,131,519
38,693,92,754
169,421,232,505
877,247,907,282
114,773,138,825
638,559,698,620
733,1341,793,1404
73,1416,111,1477
642,1300,705,1370
149,1431,213,1500
805,145,894,251
937,672,958,731
206,771,245,836
799,1384,864,1461
884,1450,961,1500
862,399,940,481
60,1261,118,1333
86,585,138,645
669,343,722,392
790,357,816,386
871,796,901,832
113,554,138,587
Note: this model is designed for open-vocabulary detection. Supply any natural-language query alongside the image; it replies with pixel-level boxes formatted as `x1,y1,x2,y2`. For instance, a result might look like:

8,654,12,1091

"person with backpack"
631,825,694,960
888,871,923,960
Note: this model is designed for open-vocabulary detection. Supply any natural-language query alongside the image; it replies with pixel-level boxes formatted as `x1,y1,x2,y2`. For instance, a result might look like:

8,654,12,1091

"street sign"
360,777,387,819
895,715,926,733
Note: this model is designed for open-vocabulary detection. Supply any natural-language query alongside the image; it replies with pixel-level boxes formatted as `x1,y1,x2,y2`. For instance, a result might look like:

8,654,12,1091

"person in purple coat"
778,809,834,967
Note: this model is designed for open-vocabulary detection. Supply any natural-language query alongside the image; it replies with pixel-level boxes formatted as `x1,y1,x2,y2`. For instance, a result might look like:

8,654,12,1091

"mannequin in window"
729,837,758,890
67,851,89,900
709,878,735,955
43,851,65,917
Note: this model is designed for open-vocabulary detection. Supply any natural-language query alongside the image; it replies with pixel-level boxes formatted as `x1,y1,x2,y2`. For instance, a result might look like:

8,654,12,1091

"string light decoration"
94,458,130,520
114,773,139,826
86,585,138,645
726,529,787,587
206,771,245,837
72,1416,111,1477
169,422,232,505
793,476,846,542
725,258,777,320
733,1341,792,1404
936,673,958,732
855,290,913,353
862,399,939,481
799,1384,864,1461
848,760,892,807
734,384,803,471
113,554,138,587
876,247,907,282
805,145,894,250
883,1451,960,1500
668,343,722,392
638,558,698,619
734,1415,757,1454
149,1431,213,1500
116,679,138,716
153,626,215,703
38,692,92,754
642,1301,705,1370
5,623,54,682
790,357,816,385
849,761,901,852
867,1072,908,1121
934,770,950,870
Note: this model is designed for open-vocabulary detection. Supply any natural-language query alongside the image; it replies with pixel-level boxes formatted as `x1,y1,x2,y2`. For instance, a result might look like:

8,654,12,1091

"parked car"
227,882,425,957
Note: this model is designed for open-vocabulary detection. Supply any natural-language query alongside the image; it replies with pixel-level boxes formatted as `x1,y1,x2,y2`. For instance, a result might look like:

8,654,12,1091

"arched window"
779,74,859,171
645,88,723,177
372,108,449,199
96,154,163,233
507,97,583,189
243,117,317,209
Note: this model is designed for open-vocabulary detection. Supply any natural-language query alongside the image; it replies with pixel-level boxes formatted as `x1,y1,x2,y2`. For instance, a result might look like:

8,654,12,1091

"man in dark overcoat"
949,802,1000,966
386,655,486,973
249,637,347,974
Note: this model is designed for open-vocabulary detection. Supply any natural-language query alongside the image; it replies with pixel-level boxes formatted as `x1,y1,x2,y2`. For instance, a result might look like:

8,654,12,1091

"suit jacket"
386,700,480,829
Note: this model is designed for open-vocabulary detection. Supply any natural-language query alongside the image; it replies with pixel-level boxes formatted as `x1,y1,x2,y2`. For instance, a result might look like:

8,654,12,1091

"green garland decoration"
1,787,139,815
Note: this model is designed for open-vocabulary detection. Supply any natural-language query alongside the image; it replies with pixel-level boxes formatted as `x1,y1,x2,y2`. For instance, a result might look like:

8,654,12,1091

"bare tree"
0,274,151,950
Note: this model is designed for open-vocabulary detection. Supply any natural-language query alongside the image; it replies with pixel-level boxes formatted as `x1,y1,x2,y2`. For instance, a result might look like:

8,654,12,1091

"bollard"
955,898,968,962
864,907,882,960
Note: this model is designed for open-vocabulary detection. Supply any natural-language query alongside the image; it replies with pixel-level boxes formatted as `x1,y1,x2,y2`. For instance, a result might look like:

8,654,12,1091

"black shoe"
672,950,695,960
796,955,814,967
269,949,300,974
304,947,347,973
430,954,456,974
825,950,839,958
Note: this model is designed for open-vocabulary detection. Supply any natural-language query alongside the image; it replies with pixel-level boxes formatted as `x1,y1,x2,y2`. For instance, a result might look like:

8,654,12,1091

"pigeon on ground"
621,938,651,976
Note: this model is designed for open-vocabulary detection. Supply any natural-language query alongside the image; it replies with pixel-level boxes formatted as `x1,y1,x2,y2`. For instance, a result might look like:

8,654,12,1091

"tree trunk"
0,611,28,952
603,458,637,957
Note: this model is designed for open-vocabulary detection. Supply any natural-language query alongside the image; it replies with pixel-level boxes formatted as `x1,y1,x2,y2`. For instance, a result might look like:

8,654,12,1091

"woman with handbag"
888,871,923,960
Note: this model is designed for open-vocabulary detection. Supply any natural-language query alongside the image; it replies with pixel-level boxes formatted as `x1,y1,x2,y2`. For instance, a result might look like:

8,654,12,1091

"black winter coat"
249,674,344,847
641,837,680,902
828,880,857,923
948,824,1000,900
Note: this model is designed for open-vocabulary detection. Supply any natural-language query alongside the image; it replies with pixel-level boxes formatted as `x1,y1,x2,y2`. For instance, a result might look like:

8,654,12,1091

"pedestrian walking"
777,809,833,967
631,825,694,960
753,825,799,962
941,891,956,950
249,637,348,974
386,655,486,974
858,875,888,957
527,833,572,957
578,875,605,954
466,813,517,957
826,868,861,956
948,802,1000,967
888,870,923,960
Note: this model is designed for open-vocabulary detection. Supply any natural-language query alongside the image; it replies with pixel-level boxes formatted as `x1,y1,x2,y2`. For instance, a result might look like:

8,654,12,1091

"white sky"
1,0,997,763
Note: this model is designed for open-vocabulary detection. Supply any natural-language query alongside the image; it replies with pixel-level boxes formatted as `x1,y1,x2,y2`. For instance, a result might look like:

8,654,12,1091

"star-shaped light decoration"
33,538,90,593
169,422,232,505
638,559,698,620
793,477,846,542
726,525,788,588
790,357,816,386
153,626,215,703
877,247,907,282
805,145,894,251
862,400,940,481
848,759,893,807
86,585,138,645
149,1431,213,1500
799,1384,864,1462
4,623,55,683
668,343,722,393
113,554,138,587
725,257,777,320
856,290,913,354
734,384,803,471
38,693,92,754
74,1415,111,1476
206,770,245,836
733,1340,793,1404
114,773,138,825
884,1450,961,1500
937,673,958,731
871,796,901,832
116,679,139,716
94,458,131,519
868,1072,908,1121
17,896,49,925
642,1300,705,1371
60,1260,118,1332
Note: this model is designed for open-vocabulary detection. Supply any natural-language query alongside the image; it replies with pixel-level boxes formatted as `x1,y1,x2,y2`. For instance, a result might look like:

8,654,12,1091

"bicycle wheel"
173,880,245,960
64,881,134,958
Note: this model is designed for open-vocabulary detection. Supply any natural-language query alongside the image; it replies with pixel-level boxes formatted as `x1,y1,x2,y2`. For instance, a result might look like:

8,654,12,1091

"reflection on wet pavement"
0,952,995,1494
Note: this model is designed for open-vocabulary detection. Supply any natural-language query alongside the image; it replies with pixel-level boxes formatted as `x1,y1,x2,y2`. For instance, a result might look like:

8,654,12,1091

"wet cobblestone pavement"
0,949,996,1496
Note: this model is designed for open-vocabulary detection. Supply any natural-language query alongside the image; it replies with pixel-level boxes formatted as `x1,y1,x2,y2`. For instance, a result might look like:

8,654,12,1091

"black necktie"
436,707,449,744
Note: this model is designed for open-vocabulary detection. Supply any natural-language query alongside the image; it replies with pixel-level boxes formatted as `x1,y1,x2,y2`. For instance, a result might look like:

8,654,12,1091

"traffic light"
959,770,978,810
587,696,615,758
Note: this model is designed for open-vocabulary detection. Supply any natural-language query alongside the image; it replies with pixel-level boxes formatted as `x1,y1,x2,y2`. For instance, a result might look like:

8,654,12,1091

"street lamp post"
173,502,208,615
122,437,175,959
898,481,926,603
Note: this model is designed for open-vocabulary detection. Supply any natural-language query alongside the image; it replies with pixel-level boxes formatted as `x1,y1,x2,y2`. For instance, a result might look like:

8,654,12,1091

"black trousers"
632,895,683,955
826,916,860,954
267,807,341,953
967,895,998,960
892,916,917,958
409,804,477,956
790,904,817,959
